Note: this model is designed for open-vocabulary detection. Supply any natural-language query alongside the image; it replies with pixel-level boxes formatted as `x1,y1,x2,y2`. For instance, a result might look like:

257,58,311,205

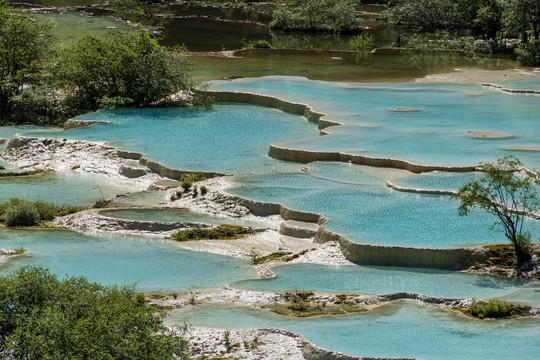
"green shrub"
170,224,251,241
350,33,375,53
200,186,208,195
0,198,83,226
180,180,192,193
516,40,540,66
0,266,189,359
4,202,40,227
468,299,512,319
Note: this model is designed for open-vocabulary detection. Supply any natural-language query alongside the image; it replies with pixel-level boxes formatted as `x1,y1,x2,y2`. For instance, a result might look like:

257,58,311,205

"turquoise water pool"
0,172,129,206
99,208,277,228
0,229,254,292
211,77,540,169
166,302,540,360
26,104,319,175
228,162,540,248
393,171,483,191
232,263,540,304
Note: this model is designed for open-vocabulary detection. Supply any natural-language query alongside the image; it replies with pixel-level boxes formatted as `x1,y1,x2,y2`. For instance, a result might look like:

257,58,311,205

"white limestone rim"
482,82,540,95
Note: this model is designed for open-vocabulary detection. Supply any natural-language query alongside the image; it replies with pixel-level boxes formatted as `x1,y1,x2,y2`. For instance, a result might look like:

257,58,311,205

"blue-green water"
0,229,254,292
211,77,540,169
166,302,540,360
99,208,276,228
228,162,540,247
0,172,129,206
232,263,540,304
393,171,483,191
27,104,319,174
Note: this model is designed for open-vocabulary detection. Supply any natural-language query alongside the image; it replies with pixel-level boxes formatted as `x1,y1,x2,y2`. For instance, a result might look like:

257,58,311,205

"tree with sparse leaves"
452,156,539,266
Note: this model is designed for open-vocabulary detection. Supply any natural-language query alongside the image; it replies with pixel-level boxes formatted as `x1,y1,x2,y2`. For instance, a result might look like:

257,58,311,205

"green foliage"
0,266,189,359
516,40,540,66
181,180,193,192
284,290,314,311
0,198,82,227
350,33,375,53
0,2,55,124
395,32,505,54
241,38,273,49
270,0,362,34
54,30,195,110
452,156,539,265
468,299,513,319
200,186,208,195
181,172,207,183
3,202,40,227
170,224,251,241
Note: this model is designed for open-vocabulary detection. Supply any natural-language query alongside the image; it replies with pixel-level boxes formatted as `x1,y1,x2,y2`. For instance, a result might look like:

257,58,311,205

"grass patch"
466,299,530,319
0,198,83,227
170,225,252,241
250,248,315,265
265,291,369,317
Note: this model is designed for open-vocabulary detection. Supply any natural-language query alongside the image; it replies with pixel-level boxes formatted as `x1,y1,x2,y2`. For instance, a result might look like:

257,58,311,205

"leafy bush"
4,202,40,227
270,0,362,34
516,40,540,66
0,266,189,359
180,180,192,193
350,33,375,53
200,186,208,195
0,198,82,227
170,224,251,241
468,299,512,319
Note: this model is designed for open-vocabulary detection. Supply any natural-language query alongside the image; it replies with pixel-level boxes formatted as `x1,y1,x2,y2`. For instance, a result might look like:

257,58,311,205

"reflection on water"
193,49,518,82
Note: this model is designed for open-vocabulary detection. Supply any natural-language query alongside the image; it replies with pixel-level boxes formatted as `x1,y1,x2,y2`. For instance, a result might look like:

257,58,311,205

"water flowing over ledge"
481,82,540,94
203,90,478,174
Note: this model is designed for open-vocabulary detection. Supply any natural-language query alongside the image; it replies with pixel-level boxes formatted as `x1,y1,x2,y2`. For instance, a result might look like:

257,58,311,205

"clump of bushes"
467,299,529,319
350,33,375,53
270,0,362,34
516,40,540,66
0,198,81,227
180,180,192,193
284,291,314,311
170,224,252,241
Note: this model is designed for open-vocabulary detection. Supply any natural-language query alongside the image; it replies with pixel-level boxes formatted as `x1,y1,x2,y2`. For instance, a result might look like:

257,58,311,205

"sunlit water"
228,162,540,247
211,77,540,169
26,104,318,174
0,228,254,292
0,172,129,206
166,302,540,360
99,208,277,229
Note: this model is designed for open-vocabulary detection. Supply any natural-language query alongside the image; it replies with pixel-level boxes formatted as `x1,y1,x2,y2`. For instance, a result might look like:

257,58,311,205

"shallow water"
0,172,129,206
166,302,540,360
26,104,319,174
0,228,254,292
393,171,484,191
34,12,134,44
193,50,518,83
99,208,277,229
228,162,540,247
211,77,540,169
232,263,540,304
